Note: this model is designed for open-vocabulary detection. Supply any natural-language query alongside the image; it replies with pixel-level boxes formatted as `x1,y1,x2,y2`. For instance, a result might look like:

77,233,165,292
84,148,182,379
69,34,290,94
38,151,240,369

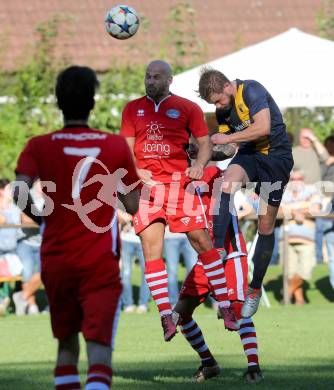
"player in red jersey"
173,165,263,383
120,60,238,342
14,66,140,390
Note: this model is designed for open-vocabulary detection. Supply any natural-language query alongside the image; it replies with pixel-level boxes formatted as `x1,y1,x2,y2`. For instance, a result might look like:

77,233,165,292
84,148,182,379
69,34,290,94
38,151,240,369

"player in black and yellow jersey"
198,68,293,318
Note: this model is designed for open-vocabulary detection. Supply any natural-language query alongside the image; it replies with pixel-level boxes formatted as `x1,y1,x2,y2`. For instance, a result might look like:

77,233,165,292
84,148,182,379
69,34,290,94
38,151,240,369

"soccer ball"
105,5,140,40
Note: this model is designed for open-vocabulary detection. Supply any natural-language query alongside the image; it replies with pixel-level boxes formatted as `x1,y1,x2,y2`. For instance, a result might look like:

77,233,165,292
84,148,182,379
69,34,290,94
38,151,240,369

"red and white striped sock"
85,364,112,390
144,258,172,316
198,249,230,308
238,318,259,367
54,365,81,389
180,317,215,366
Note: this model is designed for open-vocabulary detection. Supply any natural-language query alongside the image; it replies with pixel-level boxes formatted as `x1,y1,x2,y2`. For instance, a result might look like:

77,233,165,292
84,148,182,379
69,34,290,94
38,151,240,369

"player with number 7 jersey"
16,125,139,263
14,66,140,390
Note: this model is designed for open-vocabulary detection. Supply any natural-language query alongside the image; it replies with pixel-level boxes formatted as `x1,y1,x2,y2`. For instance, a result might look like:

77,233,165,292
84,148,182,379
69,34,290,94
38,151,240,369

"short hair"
198,67,230,102
0,178,10,189
324,135,334,145
55,66,100,120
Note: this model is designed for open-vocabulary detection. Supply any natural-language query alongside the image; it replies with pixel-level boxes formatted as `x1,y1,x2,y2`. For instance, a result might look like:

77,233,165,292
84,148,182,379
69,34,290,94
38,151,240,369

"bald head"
145,60,173,102
146,60,173,77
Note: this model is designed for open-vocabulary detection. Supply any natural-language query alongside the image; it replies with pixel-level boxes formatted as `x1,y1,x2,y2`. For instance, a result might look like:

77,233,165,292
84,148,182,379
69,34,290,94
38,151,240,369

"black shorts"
231,151,294,207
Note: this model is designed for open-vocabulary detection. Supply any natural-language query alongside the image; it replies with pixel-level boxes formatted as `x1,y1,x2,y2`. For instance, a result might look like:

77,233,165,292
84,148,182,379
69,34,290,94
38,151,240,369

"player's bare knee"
141,240,164,260
59,334,79,351
187,230,212,253
174,298,196,321
57,334,80,365
258,213,276,235
258,221,275,235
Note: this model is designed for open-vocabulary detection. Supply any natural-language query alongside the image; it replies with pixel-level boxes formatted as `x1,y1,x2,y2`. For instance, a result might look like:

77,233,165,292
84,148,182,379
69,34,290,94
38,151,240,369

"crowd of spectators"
232,128,334,304
0,128,333,315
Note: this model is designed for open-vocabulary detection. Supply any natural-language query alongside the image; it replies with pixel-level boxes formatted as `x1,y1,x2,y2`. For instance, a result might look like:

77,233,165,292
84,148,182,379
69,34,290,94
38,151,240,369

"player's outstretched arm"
195,135,212,166
13,174,42,225
212,109,271,145
124,136,156,185
185,135,212,179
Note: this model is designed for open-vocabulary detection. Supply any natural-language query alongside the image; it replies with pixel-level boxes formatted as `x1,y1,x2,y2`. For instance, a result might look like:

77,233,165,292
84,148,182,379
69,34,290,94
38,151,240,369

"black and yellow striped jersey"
216,79,291,156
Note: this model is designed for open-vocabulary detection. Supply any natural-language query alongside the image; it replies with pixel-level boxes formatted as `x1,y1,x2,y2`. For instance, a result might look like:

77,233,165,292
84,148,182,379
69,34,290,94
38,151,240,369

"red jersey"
16,126,139,266
199,166,247,259
120,94,209,182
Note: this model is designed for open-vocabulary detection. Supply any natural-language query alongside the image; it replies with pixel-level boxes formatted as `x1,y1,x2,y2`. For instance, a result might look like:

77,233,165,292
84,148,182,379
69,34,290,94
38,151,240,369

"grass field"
0,265,333,390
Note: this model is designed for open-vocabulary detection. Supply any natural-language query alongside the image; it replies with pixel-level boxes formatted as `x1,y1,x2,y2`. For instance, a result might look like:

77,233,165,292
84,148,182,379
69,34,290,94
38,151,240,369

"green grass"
0,265,333,389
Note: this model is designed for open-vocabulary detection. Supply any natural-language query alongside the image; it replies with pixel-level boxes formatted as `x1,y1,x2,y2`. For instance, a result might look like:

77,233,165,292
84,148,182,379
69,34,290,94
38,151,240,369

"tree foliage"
283,107,334,144
0,17,63,179
317,0,334,39
6,2,334,179
282,0,334,144
160,2,206,73
0,3,204,178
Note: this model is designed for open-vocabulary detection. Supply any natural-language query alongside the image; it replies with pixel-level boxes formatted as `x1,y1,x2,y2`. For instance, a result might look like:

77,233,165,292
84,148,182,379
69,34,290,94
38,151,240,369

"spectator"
164,225,198,307
119,210,150,313
318,135,334,289
0,179,23,278
299,132,334,264
280,168,321,304
322,135,334,183
292,128,328,185
0,295,10,316
318,196,334,291
13,181,44,315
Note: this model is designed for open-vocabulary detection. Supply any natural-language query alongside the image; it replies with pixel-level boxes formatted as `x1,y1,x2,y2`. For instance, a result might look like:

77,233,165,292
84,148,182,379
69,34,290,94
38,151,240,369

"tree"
91,66,146,132
283,107,334,143
281,0,334,143
160,2,206,73
0,16,65,178
317,0,334,40
0,6,208,177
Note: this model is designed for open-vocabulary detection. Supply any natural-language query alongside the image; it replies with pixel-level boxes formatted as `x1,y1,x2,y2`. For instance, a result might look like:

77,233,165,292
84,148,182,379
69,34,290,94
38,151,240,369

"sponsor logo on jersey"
52,133,107,141
137,109,145,116
143,143,170,155
146,121,164,141
234,119,251,131
166,109,180,119
180,217,191,225
196,215,203,223
144,121,171,156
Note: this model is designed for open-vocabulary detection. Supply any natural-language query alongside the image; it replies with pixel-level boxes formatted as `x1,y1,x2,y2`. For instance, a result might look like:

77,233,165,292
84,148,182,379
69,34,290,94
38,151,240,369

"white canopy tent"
171,28,334,111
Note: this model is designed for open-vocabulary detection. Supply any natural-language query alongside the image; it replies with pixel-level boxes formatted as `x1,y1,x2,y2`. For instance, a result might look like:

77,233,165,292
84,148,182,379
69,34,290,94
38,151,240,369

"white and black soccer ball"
105,5,140,40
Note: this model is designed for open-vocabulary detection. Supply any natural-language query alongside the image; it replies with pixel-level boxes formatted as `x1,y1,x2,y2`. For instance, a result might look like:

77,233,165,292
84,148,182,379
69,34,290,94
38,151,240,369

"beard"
145,83,169,101
215,94,235,119
146,88,162,100
222,94,235,117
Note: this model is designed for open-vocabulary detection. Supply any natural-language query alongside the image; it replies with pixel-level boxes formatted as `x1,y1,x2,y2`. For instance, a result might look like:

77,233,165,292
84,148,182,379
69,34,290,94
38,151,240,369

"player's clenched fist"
137,168,157,186
185,162,204,180
211,133,229,145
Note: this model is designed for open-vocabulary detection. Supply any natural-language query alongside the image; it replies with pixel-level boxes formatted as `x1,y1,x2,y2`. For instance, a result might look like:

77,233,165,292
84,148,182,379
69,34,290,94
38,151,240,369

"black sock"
202,357,217,367
250,233,275,289
213,192,233,248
